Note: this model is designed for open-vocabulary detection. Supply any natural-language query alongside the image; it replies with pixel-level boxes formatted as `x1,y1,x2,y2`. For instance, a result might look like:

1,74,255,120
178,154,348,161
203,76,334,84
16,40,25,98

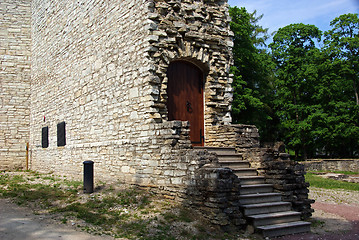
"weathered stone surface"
185,165,246,229
206,124,260,149
20,0,235,188
302,159,359,173
0,0,31,170
147,0,234,132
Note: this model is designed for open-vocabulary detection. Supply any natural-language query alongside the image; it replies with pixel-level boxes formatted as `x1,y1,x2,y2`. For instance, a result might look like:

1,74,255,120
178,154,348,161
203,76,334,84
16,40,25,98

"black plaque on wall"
57,121,66,147
42,126,49,148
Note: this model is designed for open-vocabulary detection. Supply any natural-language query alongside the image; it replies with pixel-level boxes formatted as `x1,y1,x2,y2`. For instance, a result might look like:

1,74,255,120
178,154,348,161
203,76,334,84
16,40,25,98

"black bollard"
83,161,94,193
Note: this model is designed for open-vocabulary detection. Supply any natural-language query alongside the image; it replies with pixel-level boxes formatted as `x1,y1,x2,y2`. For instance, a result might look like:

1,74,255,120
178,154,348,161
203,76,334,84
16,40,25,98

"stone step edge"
231,168,257,171
239,192,281,199
237,176,266,185
240,183,273,189
241,201,291,209
218,159,247,163
193,146,236,151
248,211,300,220
217,156,243,160
238,176,265,180
215,153,242,156
256,221,311,231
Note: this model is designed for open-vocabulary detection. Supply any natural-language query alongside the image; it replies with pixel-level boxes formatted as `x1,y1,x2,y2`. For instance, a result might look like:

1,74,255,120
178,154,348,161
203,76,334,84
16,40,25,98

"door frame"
166,60,206,146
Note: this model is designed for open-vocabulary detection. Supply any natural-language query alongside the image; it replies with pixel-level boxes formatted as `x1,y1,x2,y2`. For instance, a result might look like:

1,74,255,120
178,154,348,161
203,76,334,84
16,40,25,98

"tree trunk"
353,79,359,105
302,145,307,160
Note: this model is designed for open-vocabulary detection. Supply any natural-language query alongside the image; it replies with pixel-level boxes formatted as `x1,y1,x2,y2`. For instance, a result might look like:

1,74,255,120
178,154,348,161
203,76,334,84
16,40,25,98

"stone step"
217,154,243,161
239,192,282,205
215,152,242,157
238,176,265,185
248,211,301,227
257,221,311,238
239,184,273,195
193,146,236,155
196,146,310,238
242,202,292,216
219,160,250,169
232,168,258,177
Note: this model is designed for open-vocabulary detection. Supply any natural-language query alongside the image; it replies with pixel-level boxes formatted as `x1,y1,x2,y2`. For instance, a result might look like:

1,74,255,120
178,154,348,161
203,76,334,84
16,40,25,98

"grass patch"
306,173,359,191
310,219,325,228
0,175,78,207
309,170,359,175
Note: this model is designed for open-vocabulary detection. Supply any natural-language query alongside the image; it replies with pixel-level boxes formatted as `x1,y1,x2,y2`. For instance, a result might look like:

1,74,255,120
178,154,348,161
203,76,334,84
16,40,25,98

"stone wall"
206,124,260,148
186,164,246,230
29,0,235,189
30,0,156,181
302,159,359,173
0,0,31,170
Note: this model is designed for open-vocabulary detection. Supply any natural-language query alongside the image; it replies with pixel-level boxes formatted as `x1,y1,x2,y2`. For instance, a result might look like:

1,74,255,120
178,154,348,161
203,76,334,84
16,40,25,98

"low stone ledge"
206,124,260,149
185,165,246,229
301,159,359,173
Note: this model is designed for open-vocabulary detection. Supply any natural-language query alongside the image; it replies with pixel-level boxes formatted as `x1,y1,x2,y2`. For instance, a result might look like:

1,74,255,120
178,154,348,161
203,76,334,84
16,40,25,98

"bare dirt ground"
1,171,358,240
0,198,115,240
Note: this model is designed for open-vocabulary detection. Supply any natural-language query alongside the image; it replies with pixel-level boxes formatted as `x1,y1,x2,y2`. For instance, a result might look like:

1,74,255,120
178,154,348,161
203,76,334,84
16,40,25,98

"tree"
230,9,358,158
317,13,359,157
324,13,359,105
229,7,277,142
269,23,322,159
309,48,359,157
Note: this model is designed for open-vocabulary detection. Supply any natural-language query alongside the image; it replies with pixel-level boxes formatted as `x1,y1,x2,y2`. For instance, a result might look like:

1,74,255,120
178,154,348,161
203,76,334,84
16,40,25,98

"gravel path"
309,187,359,206
277,187,359,240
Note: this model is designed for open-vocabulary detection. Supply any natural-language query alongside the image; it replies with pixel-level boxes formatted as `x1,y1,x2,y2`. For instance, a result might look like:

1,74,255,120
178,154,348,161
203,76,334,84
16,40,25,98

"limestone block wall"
205,124,260,149
30,0,155,181
30,0,235,189
0,0,31,170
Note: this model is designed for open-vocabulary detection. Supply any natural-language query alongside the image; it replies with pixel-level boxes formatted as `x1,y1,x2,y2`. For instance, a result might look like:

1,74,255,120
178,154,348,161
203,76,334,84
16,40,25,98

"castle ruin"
1,0,313,237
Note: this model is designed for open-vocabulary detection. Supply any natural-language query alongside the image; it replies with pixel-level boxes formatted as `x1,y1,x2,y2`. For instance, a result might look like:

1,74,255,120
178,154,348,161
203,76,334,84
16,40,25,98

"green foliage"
318,13,359,157
264,15,359,159
229,6,278,142
269,23,322,159
229,7,358,158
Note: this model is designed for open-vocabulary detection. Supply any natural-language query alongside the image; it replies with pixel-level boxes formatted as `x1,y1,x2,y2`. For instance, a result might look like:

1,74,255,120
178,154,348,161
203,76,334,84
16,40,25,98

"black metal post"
83,161,94,193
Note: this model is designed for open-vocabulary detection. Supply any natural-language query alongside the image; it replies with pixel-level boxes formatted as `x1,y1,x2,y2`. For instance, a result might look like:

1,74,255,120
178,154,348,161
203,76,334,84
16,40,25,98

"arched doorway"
167,61,204,146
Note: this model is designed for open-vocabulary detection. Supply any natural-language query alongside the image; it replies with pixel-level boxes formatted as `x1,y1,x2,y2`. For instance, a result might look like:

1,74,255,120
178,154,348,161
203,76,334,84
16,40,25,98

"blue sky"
228,0,359,36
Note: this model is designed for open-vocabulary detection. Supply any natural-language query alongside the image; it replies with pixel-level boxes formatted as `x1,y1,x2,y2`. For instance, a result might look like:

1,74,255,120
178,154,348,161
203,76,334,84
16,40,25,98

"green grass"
305,172,359,191
309,170,359,175
310,219,325,228
0,173,79,207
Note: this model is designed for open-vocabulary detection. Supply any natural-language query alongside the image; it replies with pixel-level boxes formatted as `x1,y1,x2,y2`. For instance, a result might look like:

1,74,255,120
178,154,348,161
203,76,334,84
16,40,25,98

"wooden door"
167,61,204,146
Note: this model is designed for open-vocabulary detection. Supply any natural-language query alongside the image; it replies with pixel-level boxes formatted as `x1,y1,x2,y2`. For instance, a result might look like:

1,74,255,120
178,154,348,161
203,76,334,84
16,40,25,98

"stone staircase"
195,146,311,238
